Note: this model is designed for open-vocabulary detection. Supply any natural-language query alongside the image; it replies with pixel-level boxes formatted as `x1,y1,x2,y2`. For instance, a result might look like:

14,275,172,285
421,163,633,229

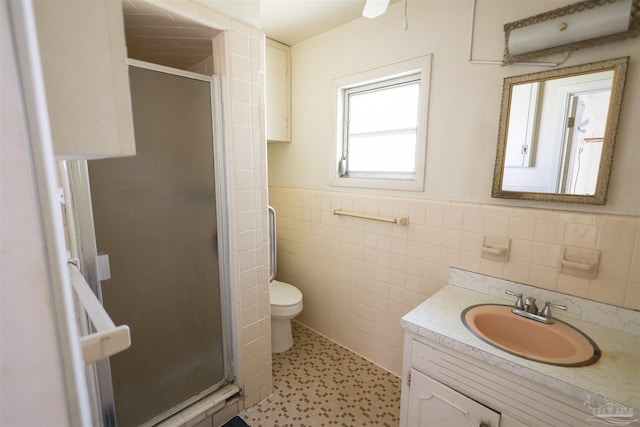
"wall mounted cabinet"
265,38,291,143
33,0,136,159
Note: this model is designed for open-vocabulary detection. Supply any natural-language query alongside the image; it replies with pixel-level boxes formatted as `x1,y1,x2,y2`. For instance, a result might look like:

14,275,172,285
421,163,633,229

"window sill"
330,176,424,192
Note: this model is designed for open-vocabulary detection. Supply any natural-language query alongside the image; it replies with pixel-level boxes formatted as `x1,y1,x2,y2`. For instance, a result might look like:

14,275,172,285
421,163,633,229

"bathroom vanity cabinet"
401,334,591,427
33,0,136,159
265,38,291,143
400,270,640,427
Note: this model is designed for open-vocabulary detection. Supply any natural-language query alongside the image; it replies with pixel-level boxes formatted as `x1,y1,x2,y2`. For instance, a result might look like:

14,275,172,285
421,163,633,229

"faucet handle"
540,301,567,319
505,290,524,310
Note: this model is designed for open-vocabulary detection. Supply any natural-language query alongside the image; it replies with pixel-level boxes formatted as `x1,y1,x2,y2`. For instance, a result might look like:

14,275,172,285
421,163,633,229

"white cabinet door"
407,369,501,427
33,0,135,159
265,38,290,143
499,414,529,427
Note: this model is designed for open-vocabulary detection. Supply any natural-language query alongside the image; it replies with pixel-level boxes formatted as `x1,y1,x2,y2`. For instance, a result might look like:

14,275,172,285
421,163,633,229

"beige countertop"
401,268,640,412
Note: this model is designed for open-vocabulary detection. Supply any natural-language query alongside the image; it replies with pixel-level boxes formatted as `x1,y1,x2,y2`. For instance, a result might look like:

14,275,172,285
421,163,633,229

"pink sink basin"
462,304,600,367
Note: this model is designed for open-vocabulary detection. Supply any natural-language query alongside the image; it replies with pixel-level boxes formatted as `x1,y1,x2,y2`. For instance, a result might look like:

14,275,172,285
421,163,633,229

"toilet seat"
270,280,302,307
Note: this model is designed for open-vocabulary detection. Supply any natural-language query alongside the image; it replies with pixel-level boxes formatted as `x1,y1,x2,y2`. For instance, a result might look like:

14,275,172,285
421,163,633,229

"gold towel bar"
333,209,409,226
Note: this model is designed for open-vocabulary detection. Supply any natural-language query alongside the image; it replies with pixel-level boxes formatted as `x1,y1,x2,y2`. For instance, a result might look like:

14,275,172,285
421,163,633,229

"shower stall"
62,61,233,426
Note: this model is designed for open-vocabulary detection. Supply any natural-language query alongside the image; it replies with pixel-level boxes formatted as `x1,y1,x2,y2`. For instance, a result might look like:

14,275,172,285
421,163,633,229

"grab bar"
268,206,277,282
333,209,409,225
68,261,131,364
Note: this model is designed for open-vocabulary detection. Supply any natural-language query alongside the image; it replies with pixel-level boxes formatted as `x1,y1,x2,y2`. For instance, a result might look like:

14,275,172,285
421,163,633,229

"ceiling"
260,0,372,46
122,0,221,70
193,0,387,46
262,0,403,45
121,0,400,70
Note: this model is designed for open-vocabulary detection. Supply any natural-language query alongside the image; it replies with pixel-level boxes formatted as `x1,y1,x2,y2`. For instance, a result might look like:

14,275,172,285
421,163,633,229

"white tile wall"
212,23,271,409
269,187,640,376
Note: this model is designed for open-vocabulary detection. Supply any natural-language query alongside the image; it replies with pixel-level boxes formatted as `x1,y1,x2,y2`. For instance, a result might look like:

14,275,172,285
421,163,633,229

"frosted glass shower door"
88,65,225,426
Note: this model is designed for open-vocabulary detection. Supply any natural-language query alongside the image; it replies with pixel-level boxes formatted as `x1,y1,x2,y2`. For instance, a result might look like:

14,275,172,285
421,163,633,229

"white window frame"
330,55,432,191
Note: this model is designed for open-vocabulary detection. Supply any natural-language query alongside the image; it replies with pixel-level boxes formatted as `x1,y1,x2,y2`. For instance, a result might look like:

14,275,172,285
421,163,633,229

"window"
332,55,431,191
342,74,420,178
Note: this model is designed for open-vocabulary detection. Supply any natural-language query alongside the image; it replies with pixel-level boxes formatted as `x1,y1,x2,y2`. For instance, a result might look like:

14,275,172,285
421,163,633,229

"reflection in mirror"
493,57,628,205
504,71,612,194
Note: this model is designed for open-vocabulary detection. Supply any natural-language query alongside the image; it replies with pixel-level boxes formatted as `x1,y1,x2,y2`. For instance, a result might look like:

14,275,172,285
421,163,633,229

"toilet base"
271,317,294,353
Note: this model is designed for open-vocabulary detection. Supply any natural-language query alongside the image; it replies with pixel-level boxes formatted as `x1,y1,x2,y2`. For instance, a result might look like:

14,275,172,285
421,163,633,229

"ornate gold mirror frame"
492,57,629,205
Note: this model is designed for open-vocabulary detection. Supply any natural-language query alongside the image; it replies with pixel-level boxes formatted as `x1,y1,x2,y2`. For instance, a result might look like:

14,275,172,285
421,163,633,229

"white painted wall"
1,1,89,423
1,22,69,427
268,0,640,215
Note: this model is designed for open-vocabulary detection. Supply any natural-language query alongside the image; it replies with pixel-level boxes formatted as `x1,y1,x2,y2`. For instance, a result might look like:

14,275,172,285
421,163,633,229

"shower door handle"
212,231,218,253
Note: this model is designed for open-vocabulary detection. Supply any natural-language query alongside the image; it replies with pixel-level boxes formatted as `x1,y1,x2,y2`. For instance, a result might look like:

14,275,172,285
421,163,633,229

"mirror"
492,57,628,204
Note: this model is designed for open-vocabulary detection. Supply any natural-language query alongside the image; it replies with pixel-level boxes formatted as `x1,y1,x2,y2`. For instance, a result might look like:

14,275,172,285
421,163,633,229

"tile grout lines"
241,321,401,427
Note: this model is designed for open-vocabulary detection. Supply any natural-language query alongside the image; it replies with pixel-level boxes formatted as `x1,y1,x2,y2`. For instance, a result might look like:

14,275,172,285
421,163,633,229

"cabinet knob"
479,423,491,427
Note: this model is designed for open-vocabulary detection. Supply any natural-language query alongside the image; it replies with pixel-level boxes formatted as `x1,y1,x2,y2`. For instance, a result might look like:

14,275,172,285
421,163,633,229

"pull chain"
402,0,408,31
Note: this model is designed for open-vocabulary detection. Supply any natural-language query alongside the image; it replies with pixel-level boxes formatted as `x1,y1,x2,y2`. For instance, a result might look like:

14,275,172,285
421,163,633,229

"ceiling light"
362,0,389,18
503,0,638,65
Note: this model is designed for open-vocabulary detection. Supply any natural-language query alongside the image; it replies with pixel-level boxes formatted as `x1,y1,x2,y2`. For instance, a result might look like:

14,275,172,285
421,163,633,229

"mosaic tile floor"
240,322,401,427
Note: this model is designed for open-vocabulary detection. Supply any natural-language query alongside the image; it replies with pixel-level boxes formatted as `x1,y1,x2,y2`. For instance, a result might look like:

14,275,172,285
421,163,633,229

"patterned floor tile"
240,322,401,427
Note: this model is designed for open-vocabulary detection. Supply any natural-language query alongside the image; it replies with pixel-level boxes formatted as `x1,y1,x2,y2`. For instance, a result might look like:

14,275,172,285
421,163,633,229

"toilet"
270,279,303,353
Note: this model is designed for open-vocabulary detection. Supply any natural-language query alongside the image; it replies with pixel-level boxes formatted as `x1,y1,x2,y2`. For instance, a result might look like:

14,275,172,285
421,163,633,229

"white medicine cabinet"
266,38,291,143
33,0,136,159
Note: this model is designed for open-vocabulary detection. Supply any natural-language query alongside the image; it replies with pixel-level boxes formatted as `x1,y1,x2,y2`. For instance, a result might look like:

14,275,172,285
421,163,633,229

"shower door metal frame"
63,61,233,427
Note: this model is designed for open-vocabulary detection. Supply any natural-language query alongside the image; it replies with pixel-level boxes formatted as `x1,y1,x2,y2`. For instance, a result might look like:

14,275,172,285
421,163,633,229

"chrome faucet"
505,290,567,324
524,297,538,314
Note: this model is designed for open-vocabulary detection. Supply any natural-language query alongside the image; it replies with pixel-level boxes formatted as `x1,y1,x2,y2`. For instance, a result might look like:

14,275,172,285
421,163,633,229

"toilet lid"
270,280,302,307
